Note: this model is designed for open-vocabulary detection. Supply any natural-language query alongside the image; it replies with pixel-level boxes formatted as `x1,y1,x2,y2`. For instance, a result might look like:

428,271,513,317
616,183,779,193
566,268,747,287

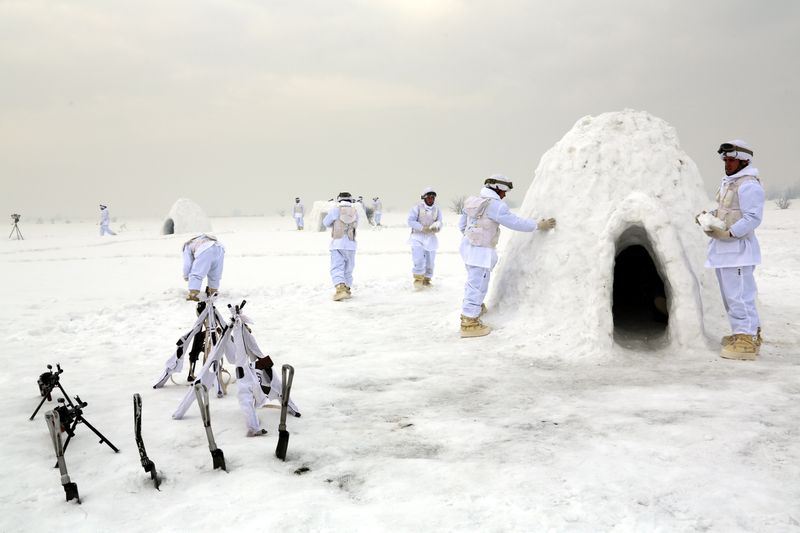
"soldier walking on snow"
99,204,117,236
407,187,442,289
323,192,359,301
372,196,383,226
696,140,765,360
292,197,304,230
458,175,556,338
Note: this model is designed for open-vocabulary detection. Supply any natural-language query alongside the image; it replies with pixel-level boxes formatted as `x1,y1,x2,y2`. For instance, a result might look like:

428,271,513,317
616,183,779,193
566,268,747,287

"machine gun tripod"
53,395,119,466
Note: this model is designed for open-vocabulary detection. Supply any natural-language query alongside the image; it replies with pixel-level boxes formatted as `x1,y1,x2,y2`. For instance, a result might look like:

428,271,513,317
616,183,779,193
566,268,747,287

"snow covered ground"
1,208,798,531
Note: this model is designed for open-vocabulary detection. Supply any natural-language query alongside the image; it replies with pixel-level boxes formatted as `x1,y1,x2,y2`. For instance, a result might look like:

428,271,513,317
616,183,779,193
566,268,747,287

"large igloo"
308,200,371,232
488,109,725,355
162,198,212,235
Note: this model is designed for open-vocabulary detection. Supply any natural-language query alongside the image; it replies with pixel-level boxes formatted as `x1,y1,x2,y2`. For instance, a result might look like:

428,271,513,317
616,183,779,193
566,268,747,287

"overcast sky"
1,0,798,219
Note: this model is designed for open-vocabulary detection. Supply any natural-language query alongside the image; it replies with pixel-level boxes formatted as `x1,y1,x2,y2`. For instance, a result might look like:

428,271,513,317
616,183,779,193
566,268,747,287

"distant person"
407,188,442,289
458,175,556,338
292,197,305,230
323,192,359,301
372,196,383,226
99,204,117,236
696,140,764,360
182,234,225,301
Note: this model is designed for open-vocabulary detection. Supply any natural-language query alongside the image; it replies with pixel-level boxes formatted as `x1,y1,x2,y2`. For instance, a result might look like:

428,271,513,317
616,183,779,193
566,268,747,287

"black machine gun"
30,364,70,420
52,395,119,466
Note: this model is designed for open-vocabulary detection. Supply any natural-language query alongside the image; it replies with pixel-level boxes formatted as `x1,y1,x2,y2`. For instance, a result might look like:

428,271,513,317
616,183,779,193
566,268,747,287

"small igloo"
489,109,724,355
162,198,212,235
308,200,371,232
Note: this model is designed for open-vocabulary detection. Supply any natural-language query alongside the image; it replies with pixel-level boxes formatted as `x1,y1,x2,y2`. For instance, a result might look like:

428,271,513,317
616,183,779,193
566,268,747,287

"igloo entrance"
612,226,669,344
162,218,175,235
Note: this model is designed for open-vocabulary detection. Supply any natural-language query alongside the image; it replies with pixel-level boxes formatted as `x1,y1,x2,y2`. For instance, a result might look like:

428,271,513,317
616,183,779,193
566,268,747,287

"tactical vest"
716,175,761,229
463,196,499,248
331,205,357,240
184,234,218,255
415,202,439,230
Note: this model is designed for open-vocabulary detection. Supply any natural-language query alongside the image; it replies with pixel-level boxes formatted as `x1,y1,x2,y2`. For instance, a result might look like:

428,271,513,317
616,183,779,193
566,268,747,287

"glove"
421,226,433,234
183,276,189,282
704,227,733,240
429,221,442,233
694,211,707,225
537,218,556,231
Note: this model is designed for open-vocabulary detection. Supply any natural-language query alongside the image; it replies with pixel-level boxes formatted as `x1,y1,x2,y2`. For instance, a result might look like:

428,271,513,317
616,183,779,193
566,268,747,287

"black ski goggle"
421,192,437,198
717,143,753,159
484,178,513,191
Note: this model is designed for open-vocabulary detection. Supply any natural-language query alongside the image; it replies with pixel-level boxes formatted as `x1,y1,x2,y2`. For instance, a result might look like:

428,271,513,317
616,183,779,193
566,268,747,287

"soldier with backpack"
323,192,359,301
458,176,556,337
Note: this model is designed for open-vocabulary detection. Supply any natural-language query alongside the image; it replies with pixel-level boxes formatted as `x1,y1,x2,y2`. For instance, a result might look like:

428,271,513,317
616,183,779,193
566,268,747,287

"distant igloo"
162,198,212,235
308,200,371,232
488,109,725,355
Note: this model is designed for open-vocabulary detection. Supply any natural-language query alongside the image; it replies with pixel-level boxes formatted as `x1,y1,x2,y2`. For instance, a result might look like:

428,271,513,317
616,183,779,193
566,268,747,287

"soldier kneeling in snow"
182,234,225,301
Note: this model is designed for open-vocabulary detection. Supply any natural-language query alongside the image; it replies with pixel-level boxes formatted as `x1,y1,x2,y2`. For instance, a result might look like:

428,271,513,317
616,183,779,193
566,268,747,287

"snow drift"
489,109,725,355
162,198,212,235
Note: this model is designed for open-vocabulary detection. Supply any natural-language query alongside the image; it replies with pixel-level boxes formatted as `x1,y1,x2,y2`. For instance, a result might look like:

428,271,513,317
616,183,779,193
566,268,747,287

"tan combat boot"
479,303,488,318
720,334,758,361
422,277,432,287
343,285,352,299
413,274,425,290
333,283,349,301
206,287,218,297
722,327,763,349
460,314,491,338
186,289,200,301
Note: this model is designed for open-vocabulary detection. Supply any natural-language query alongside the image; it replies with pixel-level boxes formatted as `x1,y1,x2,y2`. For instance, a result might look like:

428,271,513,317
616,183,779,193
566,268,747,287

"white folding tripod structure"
153,293,228,397
172,300,301,434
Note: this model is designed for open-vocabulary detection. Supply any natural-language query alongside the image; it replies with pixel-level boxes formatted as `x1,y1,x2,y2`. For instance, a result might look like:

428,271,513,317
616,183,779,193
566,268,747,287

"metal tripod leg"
194,383,226,471
45,411,80,503
30,382,71,421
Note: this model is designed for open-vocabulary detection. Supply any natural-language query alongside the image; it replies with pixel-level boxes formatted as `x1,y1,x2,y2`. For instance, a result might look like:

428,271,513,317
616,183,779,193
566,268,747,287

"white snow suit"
323,203,358,287
99,207,116,236
407,201,442,278
182,234,225,291
705,166,764,335
458,187,539,317
293,201,305,229
372,199,383,226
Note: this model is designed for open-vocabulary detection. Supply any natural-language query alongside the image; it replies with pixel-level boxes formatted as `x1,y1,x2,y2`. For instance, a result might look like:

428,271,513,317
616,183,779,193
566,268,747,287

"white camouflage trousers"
411,244,436,278
715,266,760,335
462,265,491,318
188,245,225,291
330,249,355,287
